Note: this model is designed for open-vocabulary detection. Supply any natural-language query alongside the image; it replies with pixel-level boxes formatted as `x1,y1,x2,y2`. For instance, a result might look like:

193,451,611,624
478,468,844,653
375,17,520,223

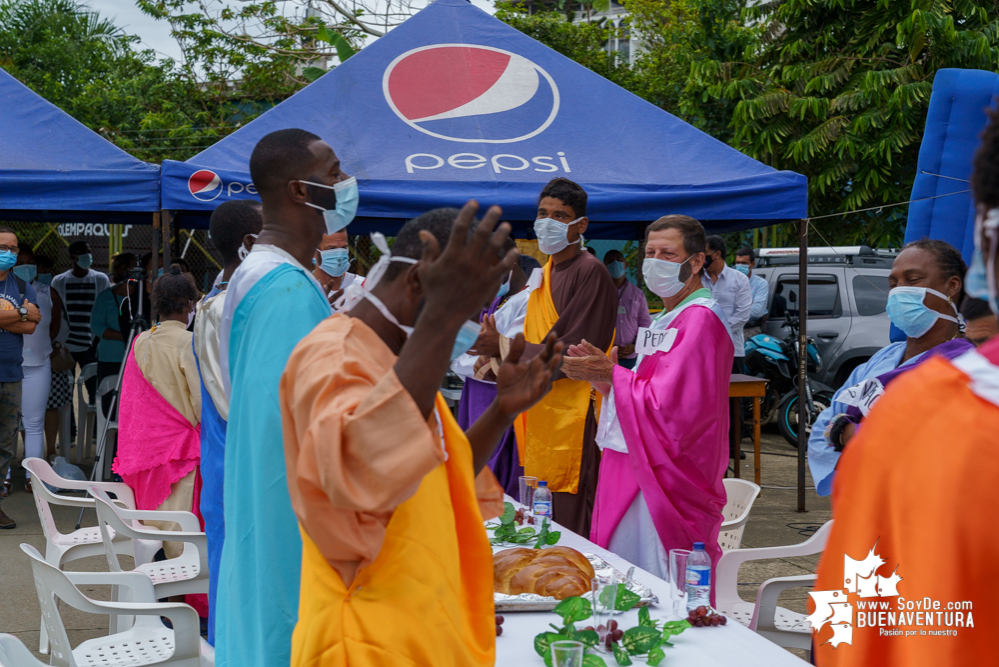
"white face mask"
334,232,417,335
642,256,692,298
238,234,259,261
534,217,582,255
186,302,196,328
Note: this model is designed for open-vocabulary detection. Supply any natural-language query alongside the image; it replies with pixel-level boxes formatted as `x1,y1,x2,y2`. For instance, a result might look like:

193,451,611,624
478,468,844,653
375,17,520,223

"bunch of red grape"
582,620,624,648
513,509,536,525
495,615,505,636
687,606,727,627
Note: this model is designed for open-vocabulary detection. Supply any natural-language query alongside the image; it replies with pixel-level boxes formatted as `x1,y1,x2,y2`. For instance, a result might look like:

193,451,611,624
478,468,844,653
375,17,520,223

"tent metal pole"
152,212,161,281
163,210,173,269
797,218,808,512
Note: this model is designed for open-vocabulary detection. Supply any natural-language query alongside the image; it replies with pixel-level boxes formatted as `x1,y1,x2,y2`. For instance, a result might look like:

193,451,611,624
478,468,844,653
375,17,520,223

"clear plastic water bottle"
532,481,552,518
685,541,712,612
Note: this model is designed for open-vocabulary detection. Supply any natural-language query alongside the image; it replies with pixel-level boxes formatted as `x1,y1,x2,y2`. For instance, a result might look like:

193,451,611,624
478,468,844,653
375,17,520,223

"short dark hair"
36,255,53,271
385,208,462,281
604,249,624,263
110,253,137,283
645,215,706,257
736,247,756,262
705,235,726,256
249,128,323,197
901,238,967,308
210,200,263,265
972,106,999,210
151,267,198,316
961,296,994,321
68,240,88,256
539,178,587,218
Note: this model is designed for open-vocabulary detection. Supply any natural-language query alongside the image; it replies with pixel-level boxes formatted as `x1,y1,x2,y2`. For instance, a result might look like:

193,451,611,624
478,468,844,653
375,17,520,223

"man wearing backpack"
0,227,40,527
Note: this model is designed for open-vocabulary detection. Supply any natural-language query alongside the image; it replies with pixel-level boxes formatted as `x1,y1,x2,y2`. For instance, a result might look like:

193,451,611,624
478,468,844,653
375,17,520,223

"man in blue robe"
193,199,263,645
215,129,349,666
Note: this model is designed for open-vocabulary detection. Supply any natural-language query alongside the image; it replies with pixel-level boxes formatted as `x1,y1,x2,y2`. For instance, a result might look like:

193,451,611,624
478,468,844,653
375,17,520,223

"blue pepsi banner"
0,68,160,222
161,0,807,234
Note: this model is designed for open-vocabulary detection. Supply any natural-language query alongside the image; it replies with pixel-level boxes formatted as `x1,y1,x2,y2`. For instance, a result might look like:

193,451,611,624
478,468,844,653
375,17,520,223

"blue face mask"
301,177,360,234
734,264,750,276
496,270,513,300
885,286,959,338
0,251,17,272
36,273,52,286
607,260,626,279
452,319,481,361
13,264,36,283
75,253,93,270
319,247,351,277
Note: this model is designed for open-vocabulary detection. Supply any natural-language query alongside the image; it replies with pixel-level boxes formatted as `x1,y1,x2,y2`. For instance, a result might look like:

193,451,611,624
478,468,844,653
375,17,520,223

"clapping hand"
561,339,617,395
470,314,501,357
495,333,563,418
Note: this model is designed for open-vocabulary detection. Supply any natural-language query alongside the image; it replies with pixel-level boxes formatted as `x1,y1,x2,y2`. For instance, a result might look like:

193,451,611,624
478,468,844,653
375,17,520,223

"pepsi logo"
188,170,223,201
383,44,559,144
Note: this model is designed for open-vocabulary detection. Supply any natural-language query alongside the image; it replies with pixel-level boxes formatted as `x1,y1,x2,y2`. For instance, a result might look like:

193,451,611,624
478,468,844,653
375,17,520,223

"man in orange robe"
813,110,999,666
280,203,562,666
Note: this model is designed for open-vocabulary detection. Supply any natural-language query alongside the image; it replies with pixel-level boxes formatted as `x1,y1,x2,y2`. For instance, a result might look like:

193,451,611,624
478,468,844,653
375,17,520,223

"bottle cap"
693,541,705,550
539,481,547,487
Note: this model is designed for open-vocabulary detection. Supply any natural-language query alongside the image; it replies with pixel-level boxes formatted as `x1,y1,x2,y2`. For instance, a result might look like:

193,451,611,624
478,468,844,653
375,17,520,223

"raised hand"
416,201,519,328
471,314,501,357
560,338,616,388
495,333,564,418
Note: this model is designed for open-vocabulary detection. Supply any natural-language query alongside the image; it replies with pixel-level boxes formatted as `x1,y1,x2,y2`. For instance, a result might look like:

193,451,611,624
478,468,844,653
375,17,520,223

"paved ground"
0,426,827,662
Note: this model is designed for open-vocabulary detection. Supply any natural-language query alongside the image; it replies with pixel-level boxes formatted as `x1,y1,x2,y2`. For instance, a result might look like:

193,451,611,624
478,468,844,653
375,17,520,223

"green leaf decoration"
500,502,516,525
534,631,563,660
661,619,691,640
647,645,666,666
302,66,326,82
614,585,641,612
546,530,561,545
621,626,661,656
638,606,655,627
612,642,633,665
552,596,593,624
577,629,600,648
582,655,608,667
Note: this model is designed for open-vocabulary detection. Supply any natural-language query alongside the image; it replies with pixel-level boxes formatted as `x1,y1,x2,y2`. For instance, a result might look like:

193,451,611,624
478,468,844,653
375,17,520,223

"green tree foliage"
686,0,999,246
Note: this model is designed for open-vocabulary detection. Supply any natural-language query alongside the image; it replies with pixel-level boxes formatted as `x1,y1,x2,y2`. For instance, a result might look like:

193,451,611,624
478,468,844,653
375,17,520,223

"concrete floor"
0,427,828,662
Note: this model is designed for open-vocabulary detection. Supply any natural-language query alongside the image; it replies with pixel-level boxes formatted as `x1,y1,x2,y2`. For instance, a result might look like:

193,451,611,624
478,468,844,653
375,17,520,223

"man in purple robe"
562,215,732,585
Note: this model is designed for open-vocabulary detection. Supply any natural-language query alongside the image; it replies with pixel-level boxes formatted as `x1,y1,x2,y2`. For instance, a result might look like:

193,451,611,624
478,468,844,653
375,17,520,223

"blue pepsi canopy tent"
0,68,160,223
904,68,999,262
161,0,806,236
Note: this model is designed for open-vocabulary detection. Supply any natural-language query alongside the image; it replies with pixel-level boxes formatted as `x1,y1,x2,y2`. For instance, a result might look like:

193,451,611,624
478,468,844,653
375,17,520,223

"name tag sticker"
526,268,543,292
618,305,627,315
635,327,677,356
838,378,885,416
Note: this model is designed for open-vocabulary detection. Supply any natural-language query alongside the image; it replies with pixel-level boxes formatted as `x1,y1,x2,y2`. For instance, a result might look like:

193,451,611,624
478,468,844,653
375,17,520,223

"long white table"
492,504,807,666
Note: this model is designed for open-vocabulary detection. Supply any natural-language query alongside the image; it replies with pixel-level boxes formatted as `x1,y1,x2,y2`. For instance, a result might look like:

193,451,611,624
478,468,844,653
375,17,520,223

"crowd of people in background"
1,122,999,666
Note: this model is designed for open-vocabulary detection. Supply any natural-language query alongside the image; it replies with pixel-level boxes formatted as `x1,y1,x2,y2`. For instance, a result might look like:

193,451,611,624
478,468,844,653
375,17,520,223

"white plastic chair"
95,376,119,480
0,634,47,667
715,520,833,653
718,478,761,551
20,544,214,667
75,363,98,463
22,458,162,654
57,401,73,461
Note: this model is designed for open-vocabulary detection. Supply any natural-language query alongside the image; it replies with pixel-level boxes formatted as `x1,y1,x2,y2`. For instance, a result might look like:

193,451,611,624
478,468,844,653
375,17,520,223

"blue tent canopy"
162,0,806,236
0,68,160,223
904,68,999,262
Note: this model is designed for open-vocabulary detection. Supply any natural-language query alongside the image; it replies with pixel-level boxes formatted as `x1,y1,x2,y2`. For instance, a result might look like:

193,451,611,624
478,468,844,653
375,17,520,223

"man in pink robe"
562,215,732,585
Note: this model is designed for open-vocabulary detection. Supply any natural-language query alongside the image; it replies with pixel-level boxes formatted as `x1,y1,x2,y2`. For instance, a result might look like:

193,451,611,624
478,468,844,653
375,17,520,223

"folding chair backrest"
22,458,79,544
20,544,76,667
719,478,761,551
90,487,135,573
0,634,47,667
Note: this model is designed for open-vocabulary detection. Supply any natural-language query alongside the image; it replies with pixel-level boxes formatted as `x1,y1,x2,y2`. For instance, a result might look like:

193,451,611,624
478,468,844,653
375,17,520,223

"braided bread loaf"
493,546,596,600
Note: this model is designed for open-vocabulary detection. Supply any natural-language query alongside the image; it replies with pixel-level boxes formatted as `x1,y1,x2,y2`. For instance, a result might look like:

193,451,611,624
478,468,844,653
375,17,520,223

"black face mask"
703,254,715,271
304,180,337,212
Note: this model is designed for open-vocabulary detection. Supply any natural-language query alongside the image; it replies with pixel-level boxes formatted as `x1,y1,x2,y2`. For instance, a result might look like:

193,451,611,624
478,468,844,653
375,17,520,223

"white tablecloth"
492,500,807,666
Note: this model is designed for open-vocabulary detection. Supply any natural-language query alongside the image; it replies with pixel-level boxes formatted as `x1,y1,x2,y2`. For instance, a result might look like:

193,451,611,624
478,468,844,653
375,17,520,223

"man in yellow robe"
280,203,562,666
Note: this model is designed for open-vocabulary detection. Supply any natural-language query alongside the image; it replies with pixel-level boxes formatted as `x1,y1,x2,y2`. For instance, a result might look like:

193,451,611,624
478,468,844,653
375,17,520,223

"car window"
770,275,842,319
852,275,889,316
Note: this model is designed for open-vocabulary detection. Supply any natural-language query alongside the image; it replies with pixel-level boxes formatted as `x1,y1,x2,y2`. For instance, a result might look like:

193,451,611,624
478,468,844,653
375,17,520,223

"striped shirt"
51,269,111,353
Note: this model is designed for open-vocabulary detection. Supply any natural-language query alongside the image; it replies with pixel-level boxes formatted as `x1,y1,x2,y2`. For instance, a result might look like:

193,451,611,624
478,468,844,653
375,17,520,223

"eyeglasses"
0,245,20,254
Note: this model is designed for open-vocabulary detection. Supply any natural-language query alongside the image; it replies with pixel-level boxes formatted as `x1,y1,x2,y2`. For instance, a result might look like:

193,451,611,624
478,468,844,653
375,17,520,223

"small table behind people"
729,374,767,485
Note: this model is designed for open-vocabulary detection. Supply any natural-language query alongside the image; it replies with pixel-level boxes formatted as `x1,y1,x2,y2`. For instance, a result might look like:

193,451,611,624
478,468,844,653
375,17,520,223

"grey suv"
752,246,896,390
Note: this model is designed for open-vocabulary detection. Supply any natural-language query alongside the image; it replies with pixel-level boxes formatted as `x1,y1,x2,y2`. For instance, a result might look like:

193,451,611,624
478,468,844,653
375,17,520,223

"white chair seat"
725,599,810,633
52,525,116,547
135,556,201,586
74,629,178,667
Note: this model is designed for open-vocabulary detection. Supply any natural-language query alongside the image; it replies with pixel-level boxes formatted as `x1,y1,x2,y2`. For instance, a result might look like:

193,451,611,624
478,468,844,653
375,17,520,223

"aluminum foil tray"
494,552,659,612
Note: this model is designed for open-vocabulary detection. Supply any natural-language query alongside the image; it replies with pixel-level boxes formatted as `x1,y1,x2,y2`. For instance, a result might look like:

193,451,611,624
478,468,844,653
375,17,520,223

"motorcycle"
743,293,835,447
